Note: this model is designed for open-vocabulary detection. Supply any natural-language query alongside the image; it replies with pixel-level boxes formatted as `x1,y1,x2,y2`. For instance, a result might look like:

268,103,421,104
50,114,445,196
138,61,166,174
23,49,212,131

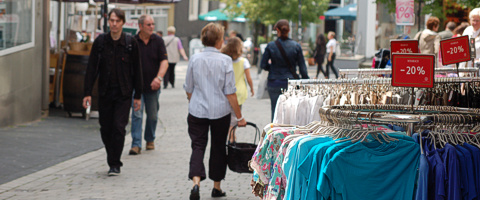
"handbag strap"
275,40,300,79
228,122,260,146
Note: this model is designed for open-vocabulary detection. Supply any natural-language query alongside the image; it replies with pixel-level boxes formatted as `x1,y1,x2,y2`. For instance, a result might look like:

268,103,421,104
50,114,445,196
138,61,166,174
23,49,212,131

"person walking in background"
83,8,143,176
462,8,480,68
414,16,441,55
325,31,339,79
221,37,254,144
314,33,327,79
438,21,456,39
260,19,309,121
156,31,163,37
184,23,247,200
453,22,470,38
128,15,169,155
162,26,188,89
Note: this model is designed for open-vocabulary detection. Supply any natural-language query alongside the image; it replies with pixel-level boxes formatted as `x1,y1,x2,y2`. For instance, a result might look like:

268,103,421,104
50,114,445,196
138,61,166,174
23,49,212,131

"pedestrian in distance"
184,23,247,200
453,22,469,38
260,19,309,122
414,16,441,55
156,30,163,37
83,8,143,176
128,15,169,155
462,8,480,68
221,36,255,144
314,33,327,79
326,31,339,79
438,21,456,39
162,26,188,89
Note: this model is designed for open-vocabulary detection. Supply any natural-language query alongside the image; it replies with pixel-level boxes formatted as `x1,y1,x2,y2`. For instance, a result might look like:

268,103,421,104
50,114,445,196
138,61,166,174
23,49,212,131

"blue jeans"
131,90,160,148
267,86,283,122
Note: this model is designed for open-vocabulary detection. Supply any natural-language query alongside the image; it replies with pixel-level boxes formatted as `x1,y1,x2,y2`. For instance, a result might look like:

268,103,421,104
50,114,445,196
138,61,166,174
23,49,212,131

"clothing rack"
288,77,480,86
338,67,478,75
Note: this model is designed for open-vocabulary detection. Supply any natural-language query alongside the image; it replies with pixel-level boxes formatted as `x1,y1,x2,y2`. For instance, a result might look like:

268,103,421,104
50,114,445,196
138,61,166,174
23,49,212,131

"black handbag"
226,122,260,173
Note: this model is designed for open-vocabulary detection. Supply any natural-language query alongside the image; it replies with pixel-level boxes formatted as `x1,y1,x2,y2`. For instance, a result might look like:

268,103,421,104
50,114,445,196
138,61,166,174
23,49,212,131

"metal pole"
417,0,422,31
103,0,108,33
298,0,302,42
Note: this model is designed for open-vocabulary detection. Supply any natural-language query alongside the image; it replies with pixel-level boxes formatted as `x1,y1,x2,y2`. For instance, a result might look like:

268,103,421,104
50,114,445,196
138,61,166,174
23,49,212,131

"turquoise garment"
284,136,332,200
319,139,420,200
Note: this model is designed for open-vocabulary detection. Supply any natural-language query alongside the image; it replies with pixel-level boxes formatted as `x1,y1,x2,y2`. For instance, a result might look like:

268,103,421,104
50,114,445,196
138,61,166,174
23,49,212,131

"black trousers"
187,113,230,181
164,63,176,88
98,86,132,168
315,55,326,78
326,53,339,79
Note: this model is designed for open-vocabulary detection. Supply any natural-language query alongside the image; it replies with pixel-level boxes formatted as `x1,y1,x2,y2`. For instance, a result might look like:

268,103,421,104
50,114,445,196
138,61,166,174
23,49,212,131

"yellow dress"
233,58,248,105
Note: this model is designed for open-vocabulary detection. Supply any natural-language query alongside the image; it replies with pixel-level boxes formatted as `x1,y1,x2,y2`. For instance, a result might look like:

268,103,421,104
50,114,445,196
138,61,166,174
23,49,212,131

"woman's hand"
237,118,247,127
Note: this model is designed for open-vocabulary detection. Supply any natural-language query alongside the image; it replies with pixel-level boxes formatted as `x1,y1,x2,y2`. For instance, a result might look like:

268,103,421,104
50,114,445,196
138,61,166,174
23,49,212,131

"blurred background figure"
414,16,440,55
156,30,163,37
162,26,188,89
438,21,456,39
314,33,327,79
453,22,469,38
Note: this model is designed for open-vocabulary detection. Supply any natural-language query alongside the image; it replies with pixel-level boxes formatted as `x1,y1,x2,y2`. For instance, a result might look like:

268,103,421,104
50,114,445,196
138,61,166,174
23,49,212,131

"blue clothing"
183,47,237,119
456,145,477,200
284,136,331,200
437,144,461,200
463,143,480,198
416,154,429,200
131,90,160,148
260,38,309,81
319,139,420,200
267,86,283,122
424,139,446,200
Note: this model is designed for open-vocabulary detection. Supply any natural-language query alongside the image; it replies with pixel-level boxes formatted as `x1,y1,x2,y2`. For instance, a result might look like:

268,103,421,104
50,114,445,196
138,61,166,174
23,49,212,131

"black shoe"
108,167,120,176
211,188,226,197
190,185,200,200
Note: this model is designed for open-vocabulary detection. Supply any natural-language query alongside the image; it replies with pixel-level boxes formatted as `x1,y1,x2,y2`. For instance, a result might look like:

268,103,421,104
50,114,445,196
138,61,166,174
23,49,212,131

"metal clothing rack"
338,67,479,75
288,77,480,86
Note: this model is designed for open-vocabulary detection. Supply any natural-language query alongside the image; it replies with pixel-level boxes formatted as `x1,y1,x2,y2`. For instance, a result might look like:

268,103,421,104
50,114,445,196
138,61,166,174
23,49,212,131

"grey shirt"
183,47,237,119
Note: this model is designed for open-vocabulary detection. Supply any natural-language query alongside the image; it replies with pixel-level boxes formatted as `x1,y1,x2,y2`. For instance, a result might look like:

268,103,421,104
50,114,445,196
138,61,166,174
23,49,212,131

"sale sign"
396,0,415,25
440,35,471,65
391,40,419,57
392,53,435,88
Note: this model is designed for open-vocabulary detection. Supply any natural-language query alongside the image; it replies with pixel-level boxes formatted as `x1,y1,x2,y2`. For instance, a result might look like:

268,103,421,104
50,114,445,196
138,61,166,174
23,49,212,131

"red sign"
392,53,435,88
440,35,471,65
390,40,419,55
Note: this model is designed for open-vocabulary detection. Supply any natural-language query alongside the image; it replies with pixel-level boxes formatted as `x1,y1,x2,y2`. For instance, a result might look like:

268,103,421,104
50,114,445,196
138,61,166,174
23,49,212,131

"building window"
0,0,35,56
189,0,198,21
200,0,209,15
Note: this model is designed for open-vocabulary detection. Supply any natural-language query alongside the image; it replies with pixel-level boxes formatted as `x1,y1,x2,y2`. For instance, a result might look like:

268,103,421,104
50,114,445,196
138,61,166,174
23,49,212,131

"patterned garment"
251,128,297,186
264,134,302,200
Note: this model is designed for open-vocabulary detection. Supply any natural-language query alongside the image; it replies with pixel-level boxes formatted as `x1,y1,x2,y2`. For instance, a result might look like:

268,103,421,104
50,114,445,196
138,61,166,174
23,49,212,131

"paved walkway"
0,61,322,200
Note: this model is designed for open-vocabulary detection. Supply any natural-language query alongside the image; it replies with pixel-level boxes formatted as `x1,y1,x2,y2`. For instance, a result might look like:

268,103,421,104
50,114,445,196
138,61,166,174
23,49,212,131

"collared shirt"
183,47,236,119
135,33,168,93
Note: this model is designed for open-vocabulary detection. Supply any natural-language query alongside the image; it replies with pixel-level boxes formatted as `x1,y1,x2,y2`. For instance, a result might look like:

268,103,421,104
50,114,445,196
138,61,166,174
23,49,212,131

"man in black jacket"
83,8,143,176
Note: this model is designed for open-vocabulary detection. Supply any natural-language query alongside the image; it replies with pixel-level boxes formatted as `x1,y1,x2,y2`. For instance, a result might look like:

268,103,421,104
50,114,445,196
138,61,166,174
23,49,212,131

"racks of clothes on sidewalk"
249,104,480,200
338,67,479,78
273,77,480,126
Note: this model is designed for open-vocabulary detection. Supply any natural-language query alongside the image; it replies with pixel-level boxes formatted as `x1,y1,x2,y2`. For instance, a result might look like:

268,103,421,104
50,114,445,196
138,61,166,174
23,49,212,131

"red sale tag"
390,40,419,59
392,53,435,88
440,35,471,65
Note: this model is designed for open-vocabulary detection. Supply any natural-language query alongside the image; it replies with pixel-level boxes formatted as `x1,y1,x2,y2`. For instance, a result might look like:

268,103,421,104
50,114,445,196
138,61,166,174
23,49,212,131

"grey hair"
138,15,151,25
469,8,480,19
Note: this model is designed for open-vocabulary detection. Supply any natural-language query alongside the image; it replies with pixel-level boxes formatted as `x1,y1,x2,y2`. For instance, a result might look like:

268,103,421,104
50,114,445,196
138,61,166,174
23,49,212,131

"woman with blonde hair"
184,23,247,200
221,37,254,144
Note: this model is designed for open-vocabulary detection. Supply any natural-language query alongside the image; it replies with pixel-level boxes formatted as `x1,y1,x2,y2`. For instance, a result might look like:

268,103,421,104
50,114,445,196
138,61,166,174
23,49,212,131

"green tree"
375,0,479,19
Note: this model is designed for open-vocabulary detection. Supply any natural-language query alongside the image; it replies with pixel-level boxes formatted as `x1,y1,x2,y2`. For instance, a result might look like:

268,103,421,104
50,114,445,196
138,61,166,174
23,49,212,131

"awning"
198,9,246,22
324,3,357,20
52,0,180,3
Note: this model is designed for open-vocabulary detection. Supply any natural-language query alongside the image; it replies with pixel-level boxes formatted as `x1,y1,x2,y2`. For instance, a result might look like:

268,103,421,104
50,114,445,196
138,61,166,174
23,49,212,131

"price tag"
392,53,435,88
440,35,471,65
390,40,419,59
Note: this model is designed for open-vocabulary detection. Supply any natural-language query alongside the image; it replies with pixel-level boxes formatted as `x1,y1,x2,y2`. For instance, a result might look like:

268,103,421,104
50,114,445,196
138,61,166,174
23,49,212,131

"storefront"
0,0,49,127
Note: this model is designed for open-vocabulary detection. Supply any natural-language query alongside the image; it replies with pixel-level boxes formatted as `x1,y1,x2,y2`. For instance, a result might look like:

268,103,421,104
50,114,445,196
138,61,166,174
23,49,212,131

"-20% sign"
404,66,426,75
446,45,464,55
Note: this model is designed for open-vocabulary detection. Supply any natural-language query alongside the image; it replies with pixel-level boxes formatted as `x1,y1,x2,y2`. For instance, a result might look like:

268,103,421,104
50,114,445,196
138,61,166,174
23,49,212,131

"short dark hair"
108,8,126,23
446,21,456,31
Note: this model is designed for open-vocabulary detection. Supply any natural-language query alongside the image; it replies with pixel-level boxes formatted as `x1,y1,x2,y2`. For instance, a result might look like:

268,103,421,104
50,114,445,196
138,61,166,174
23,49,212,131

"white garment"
311,95,325,122
295,96,311,126
273,95,286,124
460,26,480,71
326,39,337,53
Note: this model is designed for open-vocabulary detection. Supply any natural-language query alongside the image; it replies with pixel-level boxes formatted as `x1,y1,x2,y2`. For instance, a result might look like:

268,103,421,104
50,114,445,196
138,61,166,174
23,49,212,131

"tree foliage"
375,0,480,19
220,0,330,25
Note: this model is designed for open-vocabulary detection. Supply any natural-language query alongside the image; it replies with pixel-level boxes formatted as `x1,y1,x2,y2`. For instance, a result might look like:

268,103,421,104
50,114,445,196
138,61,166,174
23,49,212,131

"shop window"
0,0,35,56
189,0,198,21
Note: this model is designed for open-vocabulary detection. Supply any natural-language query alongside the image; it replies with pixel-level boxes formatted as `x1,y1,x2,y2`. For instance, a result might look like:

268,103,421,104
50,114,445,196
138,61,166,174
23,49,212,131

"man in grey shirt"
438,21,456,39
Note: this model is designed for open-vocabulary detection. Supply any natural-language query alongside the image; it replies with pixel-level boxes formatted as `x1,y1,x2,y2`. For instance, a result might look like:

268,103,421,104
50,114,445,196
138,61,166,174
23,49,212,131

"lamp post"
298,0,302,42
104,0,108,33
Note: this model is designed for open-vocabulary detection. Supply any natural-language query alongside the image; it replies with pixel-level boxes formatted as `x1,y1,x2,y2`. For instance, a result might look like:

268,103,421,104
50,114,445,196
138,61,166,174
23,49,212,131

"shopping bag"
226,122,260,173
256,70,269,99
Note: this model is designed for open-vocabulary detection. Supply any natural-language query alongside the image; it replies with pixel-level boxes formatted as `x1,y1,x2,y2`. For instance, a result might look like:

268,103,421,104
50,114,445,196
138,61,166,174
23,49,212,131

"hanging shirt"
412,133,429,200
455,145,477,200
423,137,446,200
437,144,461,200
463,143,480,198
319,139,420,200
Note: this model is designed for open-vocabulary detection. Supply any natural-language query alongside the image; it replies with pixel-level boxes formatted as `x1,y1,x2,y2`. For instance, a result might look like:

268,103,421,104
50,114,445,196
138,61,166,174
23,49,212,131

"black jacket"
84,32,143,99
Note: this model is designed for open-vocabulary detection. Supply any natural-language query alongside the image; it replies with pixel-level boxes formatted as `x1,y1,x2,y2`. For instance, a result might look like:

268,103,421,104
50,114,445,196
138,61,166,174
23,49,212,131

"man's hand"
133,99,141,111
151,78,161,91
237,118,247,127
82,96,91,109
250,88,255,97
183,55,189,61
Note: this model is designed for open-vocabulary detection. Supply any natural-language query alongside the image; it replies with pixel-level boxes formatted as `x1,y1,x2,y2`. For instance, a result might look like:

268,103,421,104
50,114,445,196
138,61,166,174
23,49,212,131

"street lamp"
298,0,302,42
